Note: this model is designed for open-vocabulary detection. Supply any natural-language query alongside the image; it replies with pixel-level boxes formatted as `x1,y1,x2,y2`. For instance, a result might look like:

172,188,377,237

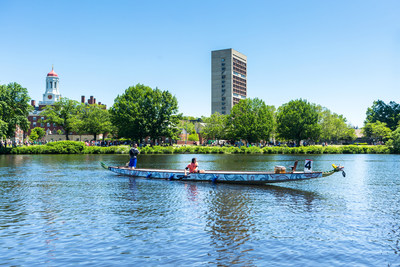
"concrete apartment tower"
211,48,247,115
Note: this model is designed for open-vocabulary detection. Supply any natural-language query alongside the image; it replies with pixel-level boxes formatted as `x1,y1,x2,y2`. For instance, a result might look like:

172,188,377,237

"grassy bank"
0,141,393,154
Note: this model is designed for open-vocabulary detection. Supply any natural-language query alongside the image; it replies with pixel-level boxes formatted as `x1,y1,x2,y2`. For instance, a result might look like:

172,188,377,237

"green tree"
318,107,356,143
0,83,32,138
276,99,321,145
29,127,46,141
188,133,199,141
110,84,180,142
391,126,400,153
362,121,392,142
75,104,112,141
178,120,196,142
41,97,80,140
200,112,227,141
226,98,275,143
365,100,400,131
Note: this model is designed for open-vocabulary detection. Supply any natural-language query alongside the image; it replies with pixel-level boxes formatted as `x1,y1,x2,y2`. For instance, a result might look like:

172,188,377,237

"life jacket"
187,162,198,173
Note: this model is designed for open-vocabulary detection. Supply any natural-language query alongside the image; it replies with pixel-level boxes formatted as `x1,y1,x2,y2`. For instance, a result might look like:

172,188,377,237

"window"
41,123,44,127
221,58,225,62
221,75,225,79
221,63,225,66
47,123,50,127
222,97,225,101
41,117,44,120
222,81,225,84
33,117,37,121
222,111,225,114
222,85,225,88
222,102,225,105
50,81,53,88
222,89,225,92
33,122,36,127
53,123,56,127
222,68,225,71
222,106,226,110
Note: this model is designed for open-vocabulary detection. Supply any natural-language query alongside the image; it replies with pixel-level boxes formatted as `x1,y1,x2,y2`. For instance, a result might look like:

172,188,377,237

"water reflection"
205,186,255,266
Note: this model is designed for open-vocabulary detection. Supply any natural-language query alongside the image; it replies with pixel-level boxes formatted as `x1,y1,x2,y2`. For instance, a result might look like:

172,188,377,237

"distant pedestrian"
128,143,140,169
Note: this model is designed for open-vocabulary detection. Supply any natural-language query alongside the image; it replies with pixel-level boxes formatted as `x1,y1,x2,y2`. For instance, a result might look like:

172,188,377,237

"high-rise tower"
211,48,247,115
39,66,61,105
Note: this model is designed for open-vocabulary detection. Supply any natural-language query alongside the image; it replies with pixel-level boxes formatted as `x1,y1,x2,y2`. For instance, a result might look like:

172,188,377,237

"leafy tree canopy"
318,107,356,142
0,83,32,138
110,84,180,142
362,121,392,142
391,126,400,153
29,127,46,141
75,104,112,141
365,100,400,131
276,99,320,145
227,98,275,143
200,112,227,141
41,97,81,140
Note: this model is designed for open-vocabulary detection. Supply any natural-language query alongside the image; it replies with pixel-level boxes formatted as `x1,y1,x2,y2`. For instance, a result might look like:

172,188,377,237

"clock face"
48,95,53,100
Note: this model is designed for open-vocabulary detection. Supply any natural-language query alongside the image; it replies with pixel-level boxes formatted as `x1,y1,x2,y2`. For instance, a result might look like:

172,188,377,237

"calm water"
0,153,399,266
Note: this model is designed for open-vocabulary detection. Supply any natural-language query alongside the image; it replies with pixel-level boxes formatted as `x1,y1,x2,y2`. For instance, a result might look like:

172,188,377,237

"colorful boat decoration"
101,162,345,185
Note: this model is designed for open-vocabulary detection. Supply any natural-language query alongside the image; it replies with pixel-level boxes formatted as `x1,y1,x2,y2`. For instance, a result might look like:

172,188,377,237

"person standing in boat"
184,158,205,175
129,143,140,169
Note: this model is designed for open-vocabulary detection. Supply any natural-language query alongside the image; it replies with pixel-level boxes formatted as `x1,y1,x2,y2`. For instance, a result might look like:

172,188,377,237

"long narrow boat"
101,162,345,185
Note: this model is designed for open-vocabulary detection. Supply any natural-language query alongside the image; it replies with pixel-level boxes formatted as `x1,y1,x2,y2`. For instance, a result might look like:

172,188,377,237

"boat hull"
107,166,323,184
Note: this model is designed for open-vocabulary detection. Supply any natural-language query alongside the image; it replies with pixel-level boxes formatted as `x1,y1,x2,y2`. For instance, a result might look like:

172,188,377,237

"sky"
0,0,399,127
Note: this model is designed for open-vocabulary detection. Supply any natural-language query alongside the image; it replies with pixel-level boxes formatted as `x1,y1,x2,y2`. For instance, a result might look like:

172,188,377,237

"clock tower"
39,66,61,105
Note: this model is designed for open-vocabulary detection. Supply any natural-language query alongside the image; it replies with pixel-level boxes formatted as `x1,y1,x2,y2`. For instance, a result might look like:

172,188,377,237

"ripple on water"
1,154,400,266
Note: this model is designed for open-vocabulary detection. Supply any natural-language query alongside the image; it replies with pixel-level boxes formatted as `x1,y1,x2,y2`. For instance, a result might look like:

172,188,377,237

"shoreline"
0,142,394,155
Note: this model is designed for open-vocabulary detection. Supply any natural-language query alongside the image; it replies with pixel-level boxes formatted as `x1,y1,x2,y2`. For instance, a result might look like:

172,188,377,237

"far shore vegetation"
1,82,400,154
0,141,392,155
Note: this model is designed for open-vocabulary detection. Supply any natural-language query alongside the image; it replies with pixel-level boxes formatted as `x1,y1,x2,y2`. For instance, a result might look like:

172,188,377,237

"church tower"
39,66,61,105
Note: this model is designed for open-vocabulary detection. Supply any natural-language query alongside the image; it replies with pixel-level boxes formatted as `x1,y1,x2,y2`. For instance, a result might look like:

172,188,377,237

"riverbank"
0,141,393,154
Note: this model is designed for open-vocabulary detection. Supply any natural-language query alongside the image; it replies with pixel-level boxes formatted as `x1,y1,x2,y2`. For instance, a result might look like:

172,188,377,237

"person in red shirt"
184,158,205,175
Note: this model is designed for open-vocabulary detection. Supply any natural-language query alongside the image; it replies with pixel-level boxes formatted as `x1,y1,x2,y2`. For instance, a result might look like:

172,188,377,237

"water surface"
0,154,399,266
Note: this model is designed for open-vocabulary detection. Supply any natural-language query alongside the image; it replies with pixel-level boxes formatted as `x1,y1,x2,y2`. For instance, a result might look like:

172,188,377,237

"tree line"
1,82,400,151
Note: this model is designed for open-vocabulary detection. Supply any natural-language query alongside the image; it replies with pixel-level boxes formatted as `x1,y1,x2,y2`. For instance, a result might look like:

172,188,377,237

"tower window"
50,81,53,88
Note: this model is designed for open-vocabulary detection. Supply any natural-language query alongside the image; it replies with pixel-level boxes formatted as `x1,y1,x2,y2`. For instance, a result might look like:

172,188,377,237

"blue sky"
1,0,399,127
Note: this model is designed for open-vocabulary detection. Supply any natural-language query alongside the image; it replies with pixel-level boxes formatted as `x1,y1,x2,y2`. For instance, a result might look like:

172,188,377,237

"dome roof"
47,66,58,77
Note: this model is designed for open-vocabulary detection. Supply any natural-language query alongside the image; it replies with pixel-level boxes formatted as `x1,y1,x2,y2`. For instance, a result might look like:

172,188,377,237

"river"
0,154,399,266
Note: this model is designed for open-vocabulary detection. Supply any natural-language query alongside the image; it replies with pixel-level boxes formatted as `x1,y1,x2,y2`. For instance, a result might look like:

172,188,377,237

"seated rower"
184,158,205,176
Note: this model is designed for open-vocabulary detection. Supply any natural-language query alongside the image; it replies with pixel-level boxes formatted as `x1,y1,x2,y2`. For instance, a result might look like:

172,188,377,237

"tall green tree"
75,104,112,141
41,97,80,140
365,100,400,131
110,84,180,142
226,98,274,143
318,107,356,143
362,121,392,142
200,112,227,141
276,99,321,145
0,83,32,138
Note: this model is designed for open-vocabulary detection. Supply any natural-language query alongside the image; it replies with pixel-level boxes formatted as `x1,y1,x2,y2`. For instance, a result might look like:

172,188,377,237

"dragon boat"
101,161,345,185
